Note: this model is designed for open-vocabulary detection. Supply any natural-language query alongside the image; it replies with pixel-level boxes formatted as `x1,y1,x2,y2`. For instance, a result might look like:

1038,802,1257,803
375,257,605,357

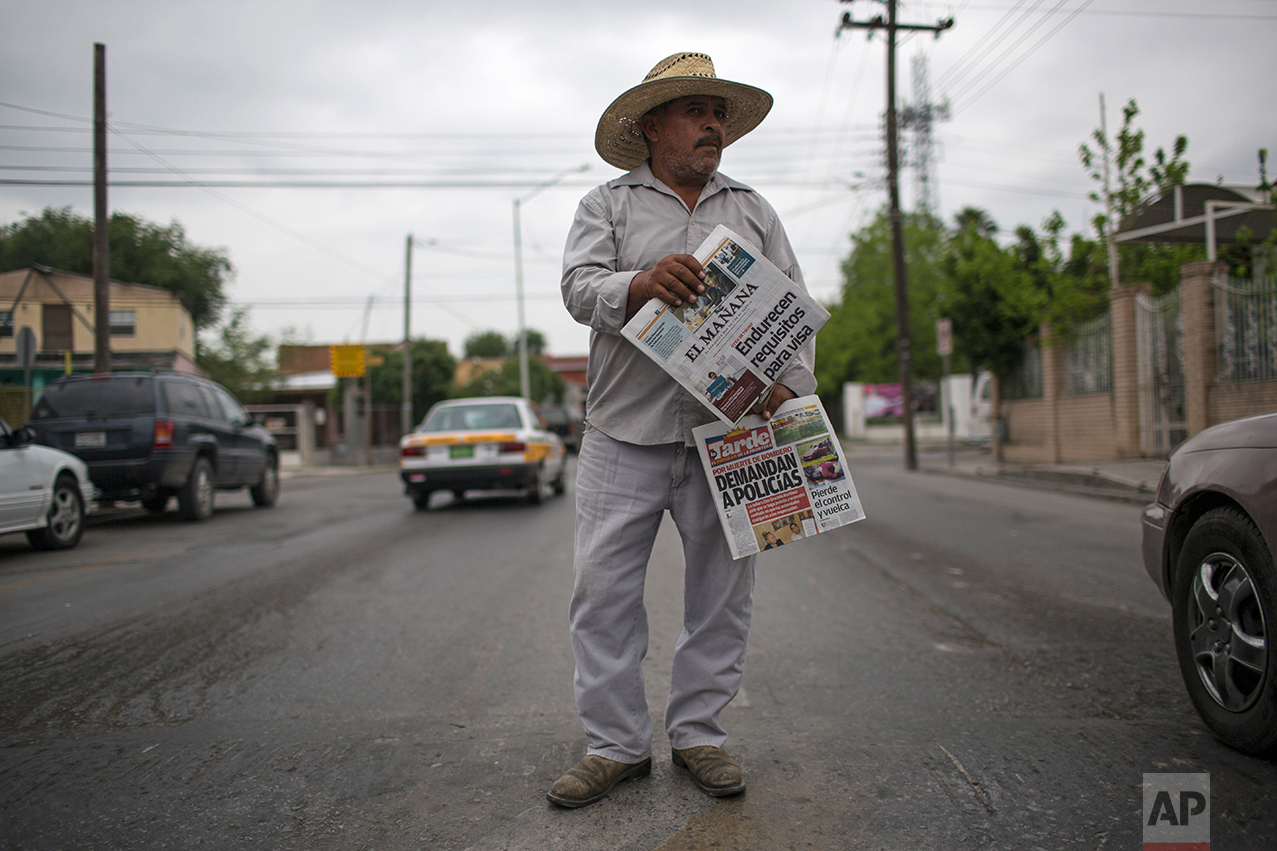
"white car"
0,417,95,550
399,397,567,509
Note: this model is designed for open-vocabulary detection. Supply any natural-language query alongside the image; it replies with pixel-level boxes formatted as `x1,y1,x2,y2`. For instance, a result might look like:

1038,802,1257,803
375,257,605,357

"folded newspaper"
693,395,865,559
621,225,831,426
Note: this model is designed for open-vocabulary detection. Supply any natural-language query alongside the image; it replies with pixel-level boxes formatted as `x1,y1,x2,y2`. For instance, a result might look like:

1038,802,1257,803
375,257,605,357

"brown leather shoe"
672,745,746,797
547,754,652,808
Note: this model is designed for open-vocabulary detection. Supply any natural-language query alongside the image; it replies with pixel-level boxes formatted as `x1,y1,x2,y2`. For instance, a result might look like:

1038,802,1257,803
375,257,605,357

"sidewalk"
843,441,1165,504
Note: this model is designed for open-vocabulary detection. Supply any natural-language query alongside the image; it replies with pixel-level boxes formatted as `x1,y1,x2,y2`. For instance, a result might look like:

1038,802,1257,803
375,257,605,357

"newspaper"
621,225,831,426
692,395,865,559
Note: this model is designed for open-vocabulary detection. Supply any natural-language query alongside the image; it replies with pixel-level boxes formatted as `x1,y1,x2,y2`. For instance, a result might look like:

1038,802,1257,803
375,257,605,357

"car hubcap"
1189,552,1268,712
197,469,213,515
49,488,80,541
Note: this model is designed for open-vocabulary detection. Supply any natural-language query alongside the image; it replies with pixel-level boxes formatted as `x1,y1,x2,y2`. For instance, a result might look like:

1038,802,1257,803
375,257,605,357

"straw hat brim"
595,76,773,172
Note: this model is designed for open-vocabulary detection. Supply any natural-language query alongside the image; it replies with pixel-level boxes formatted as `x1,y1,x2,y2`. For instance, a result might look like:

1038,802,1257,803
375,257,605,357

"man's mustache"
696,134,723,149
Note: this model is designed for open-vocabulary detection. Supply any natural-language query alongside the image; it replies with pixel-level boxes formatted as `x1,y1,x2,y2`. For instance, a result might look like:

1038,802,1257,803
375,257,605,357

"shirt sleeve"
760,203,819,398
561,188,638,336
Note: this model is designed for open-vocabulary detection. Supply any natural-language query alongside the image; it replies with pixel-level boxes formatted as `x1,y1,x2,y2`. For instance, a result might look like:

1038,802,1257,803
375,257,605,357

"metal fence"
1062,312,1113,395
1002,341,1043,400
1137,289,1187,456
1214,274,1277,382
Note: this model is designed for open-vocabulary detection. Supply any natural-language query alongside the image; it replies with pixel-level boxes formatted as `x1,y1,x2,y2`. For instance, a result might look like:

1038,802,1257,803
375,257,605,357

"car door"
208,384,260,485
0,420,45,532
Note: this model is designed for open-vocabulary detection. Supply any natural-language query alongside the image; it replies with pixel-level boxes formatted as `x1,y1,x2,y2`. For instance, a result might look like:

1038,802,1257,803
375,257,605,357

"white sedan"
0,417,95,550
399,397,566,509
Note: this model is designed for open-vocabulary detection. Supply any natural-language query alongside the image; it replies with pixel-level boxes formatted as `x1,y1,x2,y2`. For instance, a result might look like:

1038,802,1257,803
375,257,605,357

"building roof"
1115,184,1273,246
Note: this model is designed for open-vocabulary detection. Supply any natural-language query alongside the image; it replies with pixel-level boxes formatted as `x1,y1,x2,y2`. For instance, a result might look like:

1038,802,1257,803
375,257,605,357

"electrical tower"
900,53,950,218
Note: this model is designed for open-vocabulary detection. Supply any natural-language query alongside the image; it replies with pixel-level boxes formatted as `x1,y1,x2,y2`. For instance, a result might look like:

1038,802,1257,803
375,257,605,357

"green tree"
520,328,548,356
815,208,948,407
463,330,510,358
1078,99,1200,292
455,356,565,404
196,307,277,403
939,211,1040,376
0,206,231,330
368,338,457,427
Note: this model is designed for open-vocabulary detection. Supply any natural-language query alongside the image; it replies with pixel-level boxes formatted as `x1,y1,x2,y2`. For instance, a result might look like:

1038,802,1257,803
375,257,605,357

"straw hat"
594,52,773,171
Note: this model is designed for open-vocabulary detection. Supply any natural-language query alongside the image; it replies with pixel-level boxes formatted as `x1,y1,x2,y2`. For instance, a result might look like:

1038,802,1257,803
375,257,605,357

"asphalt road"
0,456,1274,850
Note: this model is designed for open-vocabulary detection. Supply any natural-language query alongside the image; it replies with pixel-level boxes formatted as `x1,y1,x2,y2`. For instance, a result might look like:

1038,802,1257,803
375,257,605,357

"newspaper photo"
692,395,865,560
621,225,831,426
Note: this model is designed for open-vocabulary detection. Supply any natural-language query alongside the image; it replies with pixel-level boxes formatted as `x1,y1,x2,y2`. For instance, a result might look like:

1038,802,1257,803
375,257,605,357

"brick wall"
1210,380,1277,425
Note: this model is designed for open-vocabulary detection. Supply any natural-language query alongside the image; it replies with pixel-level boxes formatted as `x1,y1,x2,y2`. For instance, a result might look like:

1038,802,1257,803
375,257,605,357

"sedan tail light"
498,442,526,453
153,419,174,448
401,445,424,457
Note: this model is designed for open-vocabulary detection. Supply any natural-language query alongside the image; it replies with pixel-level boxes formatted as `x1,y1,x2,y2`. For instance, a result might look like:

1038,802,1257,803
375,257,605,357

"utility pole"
839,1,952,471
513,164,589,402
93,43,110,374
1099,94,1120,289
402,234,413,435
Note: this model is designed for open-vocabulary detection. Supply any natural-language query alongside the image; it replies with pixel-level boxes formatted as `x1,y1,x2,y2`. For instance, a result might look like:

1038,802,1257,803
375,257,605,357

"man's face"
642,95,728,184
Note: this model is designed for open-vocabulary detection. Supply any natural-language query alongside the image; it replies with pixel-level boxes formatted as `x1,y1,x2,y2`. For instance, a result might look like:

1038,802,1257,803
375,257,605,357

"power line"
951,0,1097,114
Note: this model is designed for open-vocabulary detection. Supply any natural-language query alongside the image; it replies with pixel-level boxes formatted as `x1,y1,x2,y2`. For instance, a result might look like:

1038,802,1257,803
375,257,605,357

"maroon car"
1141,411,1277,756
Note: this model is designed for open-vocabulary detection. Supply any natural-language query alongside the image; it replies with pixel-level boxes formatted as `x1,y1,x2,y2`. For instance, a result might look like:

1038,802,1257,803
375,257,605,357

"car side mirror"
11,426,35,448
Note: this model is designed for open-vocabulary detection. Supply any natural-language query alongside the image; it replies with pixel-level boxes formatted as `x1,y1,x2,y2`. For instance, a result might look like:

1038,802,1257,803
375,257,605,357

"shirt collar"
608,160,752,198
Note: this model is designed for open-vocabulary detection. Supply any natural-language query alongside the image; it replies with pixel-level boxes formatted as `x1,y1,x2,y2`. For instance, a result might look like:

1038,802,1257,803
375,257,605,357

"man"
552,52,817,808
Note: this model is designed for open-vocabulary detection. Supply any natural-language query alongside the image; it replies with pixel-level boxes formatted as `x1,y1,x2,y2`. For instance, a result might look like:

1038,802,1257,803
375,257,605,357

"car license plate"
450,444,475,460
75,431,106,448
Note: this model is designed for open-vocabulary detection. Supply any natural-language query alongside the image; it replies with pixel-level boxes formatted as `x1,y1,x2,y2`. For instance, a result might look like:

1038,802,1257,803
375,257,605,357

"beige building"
1,266,197,367
1,266,198,422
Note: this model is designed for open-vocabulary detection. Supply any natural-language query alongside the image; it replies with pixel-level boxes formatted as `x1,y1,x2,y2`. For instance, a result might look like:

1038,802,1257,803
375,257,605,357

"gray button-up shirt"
561,161,818,446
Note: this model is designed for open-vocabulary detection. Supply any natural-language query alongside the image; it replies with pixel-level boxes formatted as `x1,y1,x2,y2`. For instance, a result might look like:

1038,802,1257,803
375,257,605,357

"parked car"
539,402,584,453
1141,411,1277,756
27,372,279,521
399,396,566,509
0,417,95,550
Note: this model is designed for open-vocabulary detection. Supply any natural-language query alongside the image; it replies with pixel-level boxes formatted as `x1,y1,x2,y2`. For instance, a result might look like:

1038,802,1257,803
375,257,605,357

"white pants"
570,429,756,763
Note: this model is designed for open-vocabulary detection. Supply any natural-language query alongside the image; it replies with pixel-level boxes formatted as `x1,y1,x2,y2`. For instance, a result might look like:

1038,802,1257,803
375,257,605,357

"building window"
109,309,136,336
0,310,12,338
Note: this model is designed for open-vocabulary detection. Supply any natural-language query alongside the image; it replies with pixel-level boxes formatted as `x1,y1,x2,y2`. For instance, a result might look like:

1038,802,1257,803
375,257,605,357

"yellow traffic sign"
329,344,366,378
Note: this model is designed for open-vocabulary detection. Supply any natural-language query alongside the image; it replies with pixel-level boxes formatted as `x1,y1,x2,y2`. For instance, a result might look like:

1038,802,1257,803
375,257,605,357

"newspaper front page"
621,225,831,426
692,395,865,559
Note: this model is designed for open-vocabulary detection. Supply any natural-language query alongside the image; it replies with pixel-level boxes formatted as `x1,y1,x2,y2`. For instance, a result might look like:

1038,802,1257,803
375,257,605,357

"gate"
1136,290,1187,456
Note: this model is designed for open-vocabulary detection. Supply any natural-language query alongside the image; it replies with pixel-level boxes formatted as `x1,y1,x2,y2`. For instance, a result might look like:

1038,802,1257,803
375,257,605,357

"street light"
513,164,589,401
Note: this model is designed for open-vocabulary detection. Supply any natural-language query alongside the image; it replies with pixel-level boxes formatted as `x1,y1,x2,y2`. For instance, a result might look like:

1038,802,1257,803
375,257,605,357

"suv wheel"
1173,506,1277,756
27,474,85,551
250,454,280,507
178,457,215,521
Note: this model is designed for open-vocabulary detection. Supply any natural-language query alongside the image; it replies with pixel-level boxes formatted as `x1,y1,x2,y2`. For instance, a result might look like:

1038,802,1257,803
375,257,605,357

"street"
1,455,1274,850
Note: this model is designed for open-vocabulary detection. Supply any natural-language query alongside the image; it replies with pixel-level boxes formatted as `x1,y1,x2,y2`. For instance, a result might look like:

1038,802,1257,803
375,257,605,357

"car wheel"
27,474,85,551
412,490,433,511
551,465,566,496
1172,506,1277,756
178,457,215,522
250,454,280,507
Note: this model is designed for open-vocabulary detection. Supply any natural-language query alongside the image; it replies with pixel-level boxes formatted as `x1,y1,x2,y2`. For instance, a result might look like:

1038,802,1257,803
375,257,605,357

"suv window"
211,386,250,426
31,375,156,419
163,380,210,418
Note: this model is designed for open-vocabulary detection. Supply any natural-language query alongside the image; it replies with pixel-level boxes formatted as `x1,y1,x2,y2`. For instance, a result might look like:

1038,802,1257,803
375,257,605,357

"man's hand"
757,383,797,420
627,254,706,320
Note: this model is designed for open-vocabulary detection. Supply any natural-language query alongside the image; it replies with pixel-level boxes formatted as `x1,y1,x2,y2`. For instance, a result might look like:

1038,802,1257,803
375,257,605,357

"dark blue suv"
28,372,279,521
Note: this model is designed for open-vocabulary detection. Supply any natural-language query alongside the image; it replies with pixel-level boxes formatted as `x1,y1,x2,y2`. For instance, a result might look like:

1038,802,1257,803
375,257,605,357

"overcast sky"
2,0,1274,359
